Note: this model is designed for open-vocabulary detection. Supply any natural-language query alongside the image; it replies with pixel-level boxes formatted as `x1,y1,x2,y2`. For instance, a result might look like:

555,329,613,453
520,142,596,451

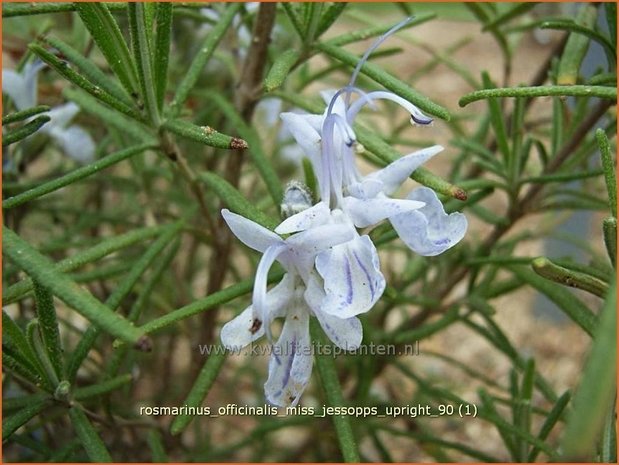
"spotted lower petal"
221,274,293,350
390,187,467,256
315,234,385,318
264,307,312,407
343,196,425,228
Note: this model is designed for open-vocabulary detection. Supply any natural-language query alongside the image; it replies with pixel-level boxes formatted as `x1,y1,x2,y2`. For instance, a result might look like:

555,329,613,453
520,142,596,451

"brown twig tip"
453,188,468,201
230,137,249,150
134,335,153,352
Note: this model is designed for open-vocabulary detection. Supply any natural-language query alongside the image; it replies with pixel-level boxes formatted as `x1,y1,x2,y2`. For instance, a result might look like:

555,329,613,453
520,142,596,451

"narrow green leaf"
27,320,60,388
69,407,113,462
2,351,45,387
154,3,173,111
2,400,48,441
128,3,160,125
170,349,227,435
282,3,304,38
264,50,300,92
459,85,617,107
64,88,154,142
315,2,348,38
521,169,604,184
310,319,360,463
162,119,248,150
43,36,133,107
199,172,278,230
32,282,64,380
562,283,616,460
603,217,617,268
3,2,127,17
3,224,166,305
147,430,169,463
532,257,608,298
2,311,43,377
605,2,616,47
541,20,616,65
2,115,50,145
29,43,143,121
74,374,133,400
482,3,539,30
3,143,155,209
3,227,147,346
508,265,596,336
325,13,434,48
106,240,180,377
3,393,48,412
528,391,571,461
206,92,283,203
316,41,450,121
596,129,617,218
556,4,598,85
601,402,617,462
67,221,183,381
516,359,536,460
169,3,242,116
140,270,283,335
75,3,139,95
2,105,50,125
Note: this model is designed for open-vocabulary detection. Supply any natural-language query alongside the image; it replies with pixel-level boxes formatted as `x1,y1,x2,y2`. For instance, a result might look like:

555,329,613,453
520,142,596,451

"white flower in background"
2,59,95,163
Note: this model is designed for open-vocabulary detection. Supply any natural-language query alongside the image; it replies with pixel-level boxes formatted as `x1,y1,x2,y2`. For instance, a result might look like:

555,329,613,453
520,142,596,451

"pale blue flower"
2,60,95,163
280,19,467,256
219,209,363,406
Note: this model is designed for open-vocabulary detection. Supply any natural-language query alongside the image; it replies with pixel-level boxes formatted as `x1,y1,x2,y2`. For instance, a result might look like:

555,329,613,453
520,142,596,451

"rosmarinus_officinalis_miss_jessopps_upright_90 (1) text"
219,17,468,407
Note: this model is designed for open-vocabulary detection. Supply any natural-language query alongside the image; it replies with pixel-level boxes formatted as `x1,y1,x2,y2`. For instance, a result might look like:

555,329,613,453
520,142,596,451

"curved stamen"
253,242,288,345
331,113,356,147
345,16,415,106
346,90,433,125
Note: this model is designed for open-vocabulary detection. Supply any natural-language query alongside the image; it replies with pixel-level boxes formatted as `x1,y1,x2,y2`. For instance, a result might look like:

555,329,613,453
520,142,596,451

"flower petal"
45,102,80,129
390,187,467,256
220,274,293,350
314,309,363,350
315,234,385,318
286,222,356,280
2,70,29,110
2,60,45,111
221,209,282,253
280,112,322,163
264,307,312,407
275,201,330,234
343,196,425,228
369,145,443,196
49,125,95,164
